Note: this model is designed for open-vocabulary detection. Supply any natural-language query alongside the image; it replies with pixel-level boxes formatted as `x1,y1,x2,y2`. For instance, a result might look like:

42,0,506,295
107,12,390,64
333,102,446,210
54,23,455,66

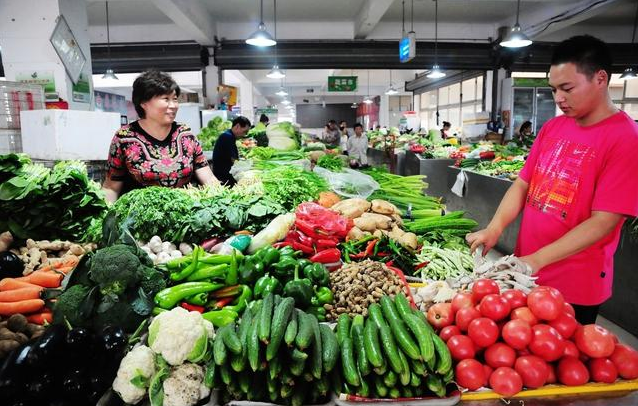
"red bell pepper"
291,241,315,255
385,260,394,267
180,302,205,313
309,248,341,263
479,151,495,160
316,239,337,250
295,230,315,246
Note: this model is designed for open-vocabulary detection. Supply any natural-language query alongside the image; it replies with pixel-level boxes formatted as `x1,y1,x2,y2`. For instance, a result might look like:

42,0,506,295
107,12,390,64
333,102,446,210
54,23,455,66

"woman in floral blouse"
102,70,218,202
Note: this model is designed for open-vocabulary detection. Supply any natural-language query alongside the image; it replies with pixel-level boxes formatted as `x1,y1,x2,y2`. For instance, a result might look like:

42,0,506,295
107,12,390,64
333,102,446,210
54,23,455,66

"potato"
353,217,378,232
24,323,44,337
388,225,406,241
346,227,365,241
390,213,403,226
7,314,28,333
14,332,28,344
371,199,398,215
332,199,371,219
0,329,17,341
0,340,20,353
360,212,393,230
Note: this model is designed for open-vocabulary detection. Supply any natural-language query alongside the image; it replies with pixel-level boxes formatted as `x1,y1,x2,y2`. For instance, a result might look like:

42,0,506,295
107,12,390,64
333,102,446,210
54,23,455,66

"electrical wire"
402,0,406,36
434,0,438,64
527,0,611,38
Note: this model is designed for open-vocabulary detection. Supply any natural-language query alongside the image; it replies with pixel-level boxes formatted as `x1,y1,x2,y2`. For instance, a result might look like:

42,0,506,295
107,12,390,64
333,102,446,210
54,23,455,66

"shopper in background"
212,116,251,187
102,70,218,203
259,113,270,126
516,120,535,147
340,120,354,137
440,121,451,139
347,123,369,168
322,120,341,148
466,35,638,325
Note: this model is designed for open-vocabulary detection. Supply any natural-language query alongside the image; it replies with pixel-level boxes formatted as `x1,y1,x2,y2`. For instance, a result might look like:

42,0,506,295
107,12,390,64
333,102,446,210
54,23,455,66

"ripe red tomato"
557,356,589,386
527,286,565,321
563,302,576,317
517,348,531,357
549,313,578,339
610,344,638,379
574,324,615,358
563,340,580,358
489,367,523,397
529,324,566,362
546,363,557,383
451,291,475,314
455,359,486,391
589,358,618,383
510,306,539,326
456,306,482,332
514,355,549,389
501,319,532,350
485,343,517,368
483,364,494,386
502,289,527,310
427,303,454,330
472,279,500,303
480,294,511,321
447,335,476,361
439,325,462,342
468,318,499,348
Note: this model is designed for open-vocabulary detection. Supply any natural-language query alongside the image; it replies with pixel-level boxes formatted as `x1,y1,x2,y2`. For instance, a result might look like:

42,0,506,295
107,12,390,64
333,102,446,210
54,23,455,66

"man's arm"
102,178,123,203
195,166,220,186
520,211,623,273
466,177,529,254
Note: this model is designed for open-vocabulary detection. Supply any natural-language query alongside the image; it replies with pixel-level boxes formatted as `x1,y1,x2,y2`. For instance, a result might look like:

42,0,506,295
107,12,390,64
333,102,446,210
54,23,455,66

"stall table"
366,149,406,175
404,151,455,200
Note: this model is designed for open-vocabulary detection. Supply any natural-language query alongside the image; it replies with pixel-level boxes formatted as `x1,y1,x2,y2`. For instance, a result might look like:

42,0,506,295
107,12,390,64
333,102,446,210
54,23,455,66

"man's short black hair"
232,116,251,128
340,120,347,125
328,119,337,125
354,123,363,129
132,70,180,119
259,114,269,124
551,35,612,82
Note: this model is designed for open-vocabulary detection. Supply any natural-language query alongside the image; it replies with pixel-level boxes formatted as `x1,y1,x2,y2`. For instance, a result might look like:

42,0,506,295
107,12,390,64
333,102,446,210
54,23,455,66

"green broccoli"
139,265,167,297
52,284,93,327
93,295,146,332
89,244,143,297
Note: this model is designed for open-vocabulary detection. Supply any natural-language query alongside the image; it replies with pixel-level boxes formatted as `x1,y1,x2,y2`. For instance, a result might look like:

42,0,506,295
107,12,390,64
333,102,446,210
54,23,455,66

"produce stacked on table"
430,281,638,397
335,293,454,399
0,314,45,361
340,235,418,275
5,235,93,275
197,116,232,150
210,294,337,405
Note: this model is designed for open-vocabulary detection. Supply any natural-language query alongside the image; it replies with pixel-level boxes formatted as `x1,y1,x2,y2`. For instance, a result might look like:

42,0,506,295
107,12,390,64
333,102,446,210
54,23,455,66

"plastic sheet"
313,167,380,199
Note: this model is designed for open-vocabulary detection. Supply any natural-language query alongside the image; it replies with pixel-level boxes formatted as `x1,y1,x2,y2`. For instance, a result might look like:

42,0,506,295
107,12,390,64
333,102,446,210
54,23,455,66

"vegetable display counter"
366,149,406,175
443,167,521,255
404,152,455,200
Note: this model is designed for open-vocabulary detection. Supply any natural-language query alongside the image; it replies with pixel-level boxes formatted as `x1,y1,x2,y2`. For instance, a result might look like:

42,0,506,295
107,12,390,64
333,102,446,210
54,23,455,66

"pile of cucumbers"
208,293,338,405
336,292,454,399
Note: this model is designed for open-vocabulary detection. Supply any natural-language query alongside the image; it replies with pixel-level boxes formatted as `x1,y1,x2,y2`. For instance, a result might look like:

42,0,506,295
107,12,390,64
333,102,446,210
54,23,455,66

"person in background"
102,70,217,203
440,121,451,139
322,120,341,148
259,114,269,126
347,123,369,168
212,116,251,187
516,120,535,147
466,35,638,325
340,120,354,137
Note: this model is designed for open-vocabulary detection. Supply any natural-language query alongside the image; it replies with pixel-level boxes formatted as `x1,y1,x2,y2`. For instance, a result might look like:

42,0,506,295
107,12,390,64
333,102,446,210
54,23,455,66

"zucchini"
369,303,403,374
284,310,299,346
363,319,384,368
351,315,371,376
266,297,294,360
380,296,421,360
319,323,339,372
259,293,274,344
341,337,360,386
404,313,434,363
295,312,313,350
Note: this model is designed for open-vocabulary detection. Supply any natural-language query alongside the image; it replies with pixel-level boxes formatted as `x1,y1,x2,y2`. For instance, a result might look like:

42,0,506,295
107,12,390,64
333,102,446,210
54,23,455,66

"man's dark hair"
259,114,269,124
520,121,533,132
328,119,337,125
132,70,180,119
551,35,612,82
354,123,363,129
232,116,251,128
340,120,347,125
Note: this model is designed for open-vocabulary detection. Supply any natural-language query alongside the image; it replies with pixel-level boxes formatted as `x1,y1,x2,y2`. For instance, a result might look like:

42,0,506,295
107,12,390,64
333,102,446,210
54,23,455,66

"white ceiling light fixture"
281,99,291,105
363,70,374,104
101,2,118,81
620,4,638,80
426,0,446,79
266,0,285,79
386,70,399,95
246,0,276,47
500,0,532,48
275,78,288,96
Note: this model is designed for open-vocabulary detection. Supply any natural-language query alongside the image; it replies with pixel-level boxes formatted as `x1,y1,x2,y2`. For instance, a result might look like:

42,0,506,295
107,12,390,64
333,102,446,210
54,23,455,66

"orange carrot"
0,287,43,302
0,299,45,316
16,271,63,288
0,278,41,291
26,310,53,325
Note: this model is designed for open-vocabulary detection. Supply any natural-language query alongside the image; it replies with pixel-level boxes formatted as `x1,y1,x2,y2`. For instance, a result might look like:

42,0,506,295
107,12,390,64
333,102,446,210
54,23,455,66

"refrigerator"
502,78,557,140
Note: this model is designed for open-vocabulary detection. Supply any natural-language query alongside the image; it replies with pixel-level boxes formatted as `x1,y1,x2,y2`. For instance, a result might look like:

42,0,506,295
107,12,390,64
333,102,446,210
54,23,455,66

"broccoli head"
89,244,143,297
138,265,167,297
53,284,93,327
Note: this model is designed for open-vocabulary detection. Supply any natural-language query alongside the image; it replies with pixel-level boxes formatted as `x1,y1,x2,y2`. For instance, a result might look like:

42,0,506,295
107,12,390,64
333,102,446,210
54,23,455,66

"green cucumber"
247,319,260,371
384,370,397,387
213,327,228,366
443,367,454,383
404,313,434,363
351,315,371,376
369,303,403,374
309,313,323,379
380,295,421,360
291,348,308,361
238,371,250,393
426,374,446,397
319,323,339,372
410,371,422,387
374,376,388,398
388,387,401,399
266,297,294,360
221,323,242,355
363,319,384,368
316,373,330,396
432,334,452,375
341,337,360,386
410,358,426,376
294,312,313,350
356,373,370,397
337,313,351,345
402,387,414,398
219,362,232,385
284,310,299,346
397,349,411,386
280,383,294,399
289,358,305,376
259,293,274,344
394,292,412,320
230,353,245,372
269,355,282,380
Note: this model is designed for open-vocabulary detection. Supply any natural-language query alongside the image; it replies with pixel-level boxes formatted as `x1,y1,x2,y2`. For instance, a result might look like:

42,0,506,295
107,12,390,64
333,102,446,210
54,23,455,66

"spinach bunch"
261,166,328,211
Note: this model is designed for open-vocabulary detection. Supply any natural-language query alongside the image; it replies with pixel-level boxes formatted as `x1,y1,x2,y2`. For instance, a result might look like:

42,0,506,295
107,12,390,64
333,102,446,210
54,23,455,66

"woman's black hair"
259,114,269,123
132,70,180,118
520,121,533,133
442,121,451,128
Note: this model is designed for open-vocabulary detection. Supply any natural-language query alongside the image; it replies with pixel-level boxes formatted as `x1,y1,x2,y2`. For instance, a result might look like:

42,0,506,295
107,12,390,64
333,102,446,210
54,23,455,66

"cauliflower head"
112,345,156,404
148,307,214,366
163,363,211,406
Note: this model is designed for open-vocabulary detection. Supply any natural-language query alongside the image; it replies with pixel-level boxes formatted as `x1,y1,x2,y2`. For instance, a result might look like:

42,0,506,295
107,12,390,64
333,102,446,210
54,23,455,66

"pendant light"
427,0,446,79
500,0,532,48
363,70,373,104
620,3,638,80
246,0,276,47
275,78,288,96
101,2,118,80
386,70,398,95
266,0,285,78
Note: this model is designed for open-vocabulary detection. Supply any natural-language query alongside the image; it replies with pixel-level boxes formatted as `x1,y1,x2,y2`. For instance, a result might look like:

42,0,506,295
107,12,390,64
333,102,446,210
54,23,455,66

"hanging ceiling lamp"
281,99,291,105
266,0,285,79
620,4,638,80
427,0,446,79
386,70,398,95
101,1,118,80
500,0,532,48
246,0,276,47
275,78,288,96
363,70,374,103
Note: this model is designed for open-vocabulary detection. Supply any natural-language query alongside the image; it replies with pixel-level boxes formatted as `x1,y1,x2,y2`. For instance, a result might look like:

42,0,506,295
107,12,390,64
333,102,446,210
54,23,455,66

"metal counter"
404,152,455,200
366,149,406,175
442,167,521,255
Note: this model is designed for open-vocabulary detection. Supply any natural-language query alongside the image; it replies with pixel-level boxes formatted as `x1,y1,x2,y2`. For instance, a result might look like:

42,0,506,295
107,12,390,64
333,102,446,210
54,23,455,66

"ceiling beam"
154,0,216,45
354,0,394,39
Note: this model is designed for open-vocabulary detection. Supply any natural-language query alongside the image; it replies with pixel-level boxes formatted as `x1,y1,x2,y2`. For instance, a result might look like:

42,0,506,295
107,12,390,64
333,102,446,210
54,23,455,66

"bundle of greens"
197,116,232,150
248,122,268,147
0,154,107,241
260,165,328,211
245,147,306,162
316,154,344,172
362,167,443,213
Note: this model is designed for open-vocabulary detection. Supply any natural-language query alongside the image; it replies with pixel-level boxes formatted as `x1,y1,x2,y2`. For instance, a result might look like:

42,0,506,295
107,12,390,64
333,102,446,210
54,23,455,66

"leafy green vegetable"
260,166,328,211
316,154,344,172
197,117,232,150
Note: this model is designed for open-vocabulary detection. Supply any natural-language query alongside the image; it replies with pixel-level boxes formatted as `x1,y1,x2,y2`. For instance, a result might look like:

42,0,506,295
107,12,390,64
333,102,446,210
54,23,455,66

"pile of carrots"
0,257,78,325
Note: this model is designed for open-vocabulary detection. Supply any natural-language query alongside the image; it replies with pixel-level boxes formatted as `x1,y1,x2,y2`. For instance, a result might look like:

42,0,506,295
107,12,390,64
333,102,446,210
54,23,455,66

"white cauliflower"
112,345,156,404
148,307,214,366
163,363,210,406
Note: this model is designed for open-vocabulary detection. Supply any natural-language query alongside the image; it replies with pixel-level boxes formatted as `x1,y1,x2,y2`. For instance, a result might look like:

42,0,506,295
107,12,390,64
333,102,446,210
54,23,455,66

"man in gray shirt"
322,120,341,147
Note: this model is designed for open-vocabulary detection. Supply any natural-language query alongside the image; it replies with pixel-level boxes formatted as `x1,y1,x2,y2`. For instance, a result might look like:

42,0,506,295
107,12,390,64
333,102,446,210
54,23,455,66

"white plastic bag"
313,167,380,199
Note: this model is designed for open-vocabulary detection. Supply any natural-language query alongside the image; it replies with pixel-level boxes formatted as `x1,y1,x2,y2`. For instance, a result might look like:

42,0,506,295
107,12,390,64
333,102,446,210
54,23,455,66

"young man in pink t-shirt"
467,35,638,325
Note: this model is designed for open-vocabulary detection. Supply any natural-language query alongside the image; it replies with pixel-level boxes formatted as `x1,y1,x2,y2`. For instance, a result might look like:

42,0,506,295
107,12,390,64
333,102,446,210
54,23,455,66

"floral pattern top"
106,121,208,192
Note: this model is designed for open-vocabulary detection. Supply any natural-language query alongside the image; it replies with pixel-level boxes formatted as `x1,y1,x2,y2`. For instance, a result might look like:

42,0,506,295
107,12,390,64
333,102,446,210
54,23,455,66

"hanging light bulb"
427,0,446,79
246,0,276,46
427,65,446,79
266,65,286,79
500,0,532,48
281,99,291,105
275,87,288,97
386,70,398,94
351,101,358,108
363,97,373,104
620,67,637,80
101,2,118,81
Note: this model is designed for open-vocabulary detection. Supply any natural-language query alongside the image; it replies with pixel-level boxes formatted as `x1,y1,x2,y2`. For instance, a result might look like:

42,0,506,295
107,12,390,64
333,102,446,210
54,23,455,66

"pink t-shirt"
516,111,638,305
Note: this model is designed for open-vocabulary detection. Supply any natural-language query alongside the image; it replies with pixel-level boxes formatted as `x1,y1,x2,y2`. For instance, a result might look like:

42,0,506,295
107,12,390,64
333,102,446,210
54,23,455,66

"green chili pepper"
152,307,168,316
201,308,239,327
186,264,228,282
199,253,240,265
303,263,330,287
283,266,313,308
211,284,243,299
170,246,202,281
224,285,253,314
155,282,224,309
315,286,334,305
306,306,327,321
254,275,283,299
272,256,298,280
185,292,209,306
225,250,239,285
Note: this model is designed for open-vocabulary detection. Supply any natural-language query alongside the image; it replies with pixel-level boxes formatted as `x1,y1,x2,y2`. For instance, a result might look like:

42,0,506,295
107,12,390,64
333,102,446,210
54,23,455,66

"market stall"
404,151,455,200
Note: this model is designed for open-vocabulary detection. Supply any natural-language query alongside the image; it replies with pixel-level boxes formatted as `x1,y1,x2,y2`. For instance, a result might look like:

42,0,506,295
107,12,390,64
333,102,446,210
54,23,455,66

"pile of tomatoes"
425,279,638,397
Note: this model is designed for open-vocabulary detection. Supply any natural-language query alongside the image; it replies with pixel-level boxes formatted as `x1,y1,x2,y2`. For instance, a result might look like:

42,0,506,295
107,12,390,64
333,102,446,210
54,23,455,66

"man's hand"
466,226,502,255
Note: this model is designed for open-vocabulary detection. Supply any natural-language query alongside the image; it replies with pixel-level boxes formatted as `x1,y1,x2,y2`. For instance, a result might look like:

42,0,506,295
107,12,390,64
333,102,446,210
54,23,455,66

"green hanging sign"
513,78,549,87
328,76,358,92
